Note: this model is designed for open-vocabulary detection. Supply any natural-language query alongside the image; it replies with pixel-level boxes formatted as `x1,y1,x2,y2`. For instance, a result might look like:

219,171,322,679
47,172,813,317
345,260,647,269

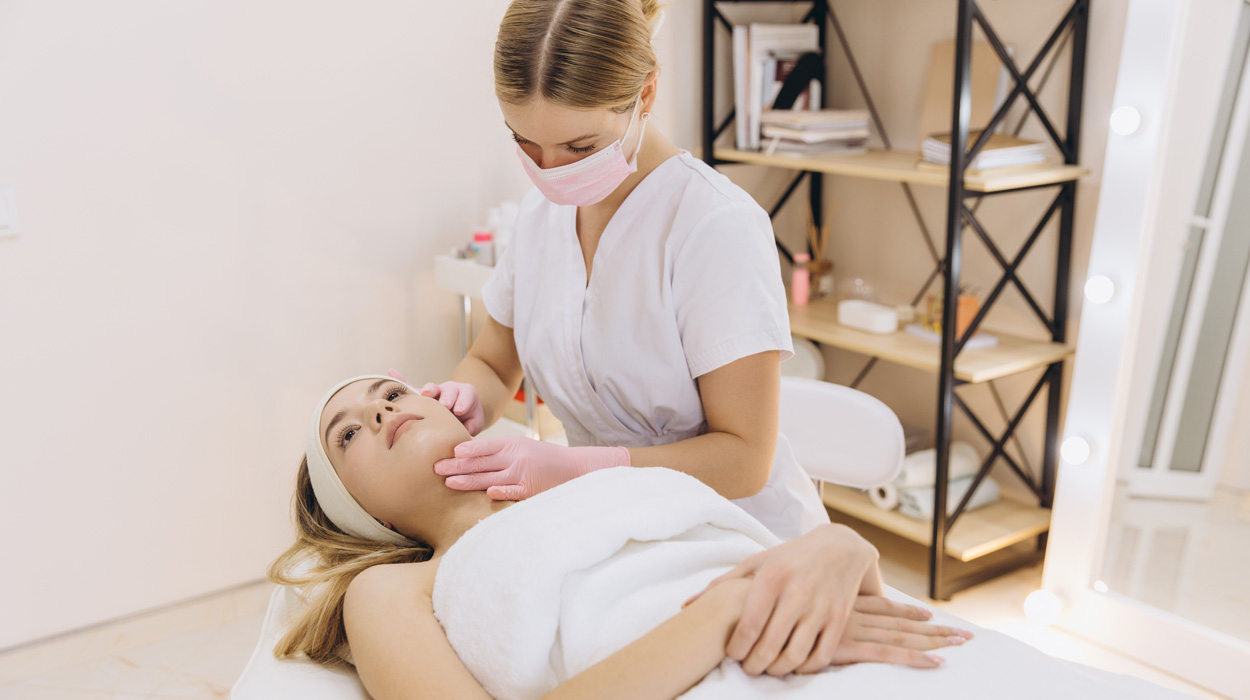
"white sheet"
431,467,1193,700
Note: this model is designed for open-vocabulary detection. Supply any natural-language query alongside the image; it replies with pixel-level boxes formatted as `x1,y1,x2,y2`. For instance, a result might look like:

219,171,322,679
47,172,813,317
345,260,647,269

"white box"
838,299,898,334
435,254,495,299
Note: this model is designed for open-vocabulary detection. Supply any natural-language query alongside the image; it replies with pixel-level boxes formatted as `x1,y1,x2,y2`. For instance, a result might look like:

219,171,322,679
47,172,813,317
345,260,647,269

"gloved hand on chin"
434,436,631,501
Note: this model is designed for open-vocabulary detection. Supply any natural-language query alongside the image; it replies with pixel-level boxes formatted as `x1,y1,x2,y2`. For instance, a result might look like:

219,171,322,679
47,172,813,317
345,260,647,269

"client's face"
319,378,470,536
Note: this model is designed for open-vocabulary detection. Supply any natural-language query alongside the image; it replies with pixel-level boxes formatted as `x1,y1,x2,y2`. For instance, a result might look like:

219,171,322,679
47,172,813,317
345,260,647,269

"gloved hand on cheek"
434,436,631,500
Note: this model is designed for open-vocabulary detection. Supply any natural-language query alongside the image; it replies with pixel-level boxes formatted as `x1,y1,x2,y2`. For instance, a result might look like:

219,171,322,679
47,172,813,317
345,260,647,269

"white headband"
305,374,420,546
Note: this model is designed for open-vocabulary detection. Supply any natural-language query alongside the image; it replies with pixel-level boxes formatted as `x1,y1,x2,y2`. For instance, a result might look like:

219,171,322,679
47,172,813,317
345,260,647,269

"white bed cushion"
230,585,371,700
232,583,1188,700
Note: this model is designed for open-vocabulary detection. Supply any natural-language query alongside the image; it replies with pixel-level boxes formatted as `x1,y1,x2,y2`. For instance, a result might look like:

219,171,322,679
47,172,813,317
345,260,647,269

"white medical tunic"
482,151,828,540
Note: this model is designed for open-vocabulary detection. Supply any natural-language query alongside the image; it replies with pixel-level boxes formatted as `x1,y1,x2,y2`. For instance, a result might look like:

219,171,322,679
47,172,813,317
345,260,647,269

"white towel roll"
869,483,899,510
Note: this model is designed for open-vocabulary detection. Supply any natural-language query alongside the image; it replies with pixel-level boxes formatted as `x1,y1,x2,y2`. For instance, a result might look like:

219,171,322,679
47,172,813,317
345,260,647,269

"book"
733,25,749,150
733,23,822,150
762,56,821,113
904,323,999,349
922,131,1046,169
918,41,1014,150
761,125,870,143
760,109,869,128
764,137,868,157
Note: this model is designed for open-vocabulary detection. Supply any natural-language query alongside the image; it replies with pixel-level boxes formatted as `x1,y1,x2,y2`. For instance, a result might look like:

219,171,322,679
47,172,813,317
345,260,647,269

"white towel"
898,475,1000,521
896,441,981,489
432,467,779,700
430,467,1190,700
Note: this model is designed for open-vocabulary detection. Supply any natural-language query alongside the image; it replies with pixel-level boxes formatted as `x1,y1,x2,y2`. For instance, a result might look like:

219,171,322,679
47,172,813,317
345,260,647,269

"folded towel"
898,475,1000,521
896,441,981,489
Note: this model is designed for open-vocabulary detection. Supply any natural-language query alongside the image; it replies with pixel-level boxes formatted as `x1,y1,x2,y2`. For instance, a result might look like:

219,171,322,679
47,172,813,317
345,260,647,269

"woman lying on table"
268,375,966,700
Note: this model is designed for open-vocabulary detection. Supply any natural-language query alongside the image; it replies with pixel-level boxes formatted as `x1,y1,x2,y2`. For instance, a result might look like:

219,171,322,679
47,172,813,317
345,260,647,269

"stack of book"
922,130,1046,170
733,23,822,151
760,110,869,156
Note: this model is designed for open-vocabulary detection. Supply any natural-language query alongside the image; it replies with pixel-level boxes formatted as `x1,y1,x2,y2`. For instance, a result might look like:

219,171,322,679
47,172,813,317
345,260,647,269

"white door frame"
1044,1,1250,698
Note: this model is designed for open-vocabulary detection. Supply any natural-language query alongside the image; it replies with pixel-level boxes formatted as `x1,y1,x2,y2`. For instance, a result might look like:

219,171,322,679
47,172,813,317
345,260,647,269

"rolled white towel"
869,483,900,510
898,475,1000,521
896,441,980,489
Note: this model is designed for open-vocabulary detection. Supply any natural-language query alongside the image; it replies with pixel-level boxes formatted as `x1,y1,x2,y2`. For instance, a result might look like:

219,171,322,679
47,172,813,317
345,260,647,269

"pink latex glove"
388,369,485,436
434,436,631,501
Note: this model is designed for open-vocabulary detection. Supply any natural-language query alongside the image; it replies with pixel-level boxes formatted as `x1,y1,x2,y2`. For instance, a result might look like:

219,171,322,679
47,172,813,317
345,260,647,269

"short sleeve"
480,245,515,328
673,202,794,378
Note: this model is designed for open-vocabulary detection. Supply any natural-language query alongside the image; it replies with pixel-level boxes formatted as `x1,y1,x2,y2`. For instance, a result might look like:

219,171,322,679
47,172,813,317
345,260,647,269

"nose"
527,144,582,170
541,150,582,169
365,400,396,434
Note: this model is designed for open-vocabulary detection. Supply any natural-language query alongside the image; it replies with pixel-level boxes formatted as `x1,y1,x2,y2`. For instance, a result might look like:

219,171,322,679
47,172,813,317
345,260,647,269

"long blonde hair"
495,0,662,112
267,457,433,668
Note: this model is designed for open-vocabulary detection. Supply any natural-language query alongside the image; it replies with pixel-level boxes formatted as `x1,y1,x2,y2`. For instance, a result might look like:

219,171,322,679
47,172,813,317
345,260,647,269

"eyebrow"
504,121,598,146
323,378,391,449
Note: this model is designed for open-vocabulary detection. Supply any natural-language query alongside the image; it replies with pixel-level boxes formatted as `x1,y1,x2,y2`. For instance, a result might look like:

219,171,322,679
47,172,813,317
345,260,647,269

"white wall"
0,0,531,650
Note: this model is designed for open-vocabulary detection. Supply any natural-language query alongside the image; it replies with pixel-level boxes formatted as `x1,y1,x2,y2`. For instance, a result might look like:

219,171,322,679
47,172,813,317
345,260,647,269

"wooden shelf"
789,296,1073,384
714,147,1088,193
821,484,1051,562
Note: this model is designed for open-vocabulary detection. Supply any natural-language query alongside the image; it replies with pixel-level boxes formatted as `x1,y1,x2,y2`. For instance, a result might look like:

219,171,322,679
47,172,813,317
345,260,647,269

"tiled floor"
0,504,1230,699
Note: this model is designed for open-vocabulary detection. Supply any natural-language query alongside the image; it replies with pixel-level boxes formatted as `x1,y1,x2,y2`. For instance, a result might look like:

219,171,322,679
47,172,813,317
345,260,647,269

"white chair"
779,376,905,493
232,377,905,699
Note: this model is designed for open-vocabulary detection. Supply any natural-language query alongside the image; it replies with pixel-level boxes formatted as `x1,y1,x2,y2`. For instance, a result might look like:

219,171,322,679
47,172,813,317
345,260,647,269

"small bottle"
473,230,494,266
791,252,811,306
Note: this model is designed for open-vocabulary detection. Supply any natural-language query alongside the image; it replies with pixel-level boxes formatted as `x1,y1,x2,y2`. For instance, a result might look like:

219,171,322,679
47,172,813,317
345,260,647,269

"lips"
387,414,421,449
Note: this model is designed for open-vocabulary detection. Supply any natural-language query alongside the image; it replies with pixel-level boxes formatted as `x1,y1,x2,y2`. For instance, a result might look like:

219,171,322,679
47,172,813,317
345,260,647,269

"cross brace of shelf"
702,0,1090,599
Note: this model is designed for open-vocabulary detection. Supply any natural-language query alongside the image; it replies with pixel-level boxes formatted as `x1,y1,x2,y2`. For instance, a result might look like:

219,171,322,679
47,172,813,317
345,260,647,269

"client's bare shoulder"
347,558,440,608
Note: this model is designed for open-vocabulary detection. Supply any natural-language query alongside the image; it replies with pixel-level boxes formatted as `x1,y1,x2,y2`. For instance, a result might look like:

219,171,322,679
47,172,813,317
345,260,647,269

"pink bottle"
792,253,811,306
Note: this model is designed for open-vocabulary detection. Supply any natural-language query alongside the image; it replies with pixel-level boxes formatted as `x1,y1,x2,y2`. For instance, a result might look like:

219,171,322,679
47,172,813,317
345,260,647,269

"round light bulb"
1061,437,1092,464
1085,275,1115,304
1093,580,1109,593
1024,589,1062,625
1110,106,1142,136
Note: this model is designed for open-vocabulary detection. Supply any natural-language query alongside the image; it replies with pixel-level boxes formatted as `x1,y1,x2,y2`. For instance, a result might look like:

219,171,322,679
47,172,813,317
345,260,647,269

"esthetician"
394,0,882,677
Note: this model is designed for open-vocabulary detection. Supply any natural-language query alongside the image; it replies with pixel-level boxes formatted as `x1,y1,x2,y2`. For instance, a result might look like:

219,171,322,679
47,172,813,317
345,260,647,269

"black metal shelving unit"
702,0,1089,600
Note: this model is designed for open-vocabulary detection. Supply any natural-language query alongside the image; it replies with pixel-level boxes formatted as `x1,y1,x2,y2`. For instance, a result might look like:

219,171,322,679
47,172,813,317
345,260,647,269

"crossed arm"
343,562,754,700
343,548,965,700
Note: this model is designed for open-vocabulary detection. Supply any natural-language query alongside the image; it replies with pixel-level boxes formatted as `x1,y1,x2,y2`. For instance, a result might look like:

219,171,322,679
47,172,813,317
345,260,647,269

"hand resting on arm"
684,522,973,676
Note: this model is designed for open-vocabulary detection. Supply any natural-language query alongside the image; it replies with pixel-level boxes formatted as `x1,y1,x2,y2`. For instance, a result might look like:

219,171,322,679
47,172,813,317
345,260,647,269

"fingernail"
946,636,966,646
956,628,974,639
434,459,455,475
925,654,945,666
919,607,934,619
446,476,464,488
454,443,469,456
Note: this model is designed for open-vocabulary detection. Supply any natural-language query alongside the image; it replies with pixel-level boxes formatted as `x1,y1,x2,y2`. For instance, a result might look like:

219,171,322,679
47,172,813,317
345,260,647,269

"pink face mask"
516,97,651,207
